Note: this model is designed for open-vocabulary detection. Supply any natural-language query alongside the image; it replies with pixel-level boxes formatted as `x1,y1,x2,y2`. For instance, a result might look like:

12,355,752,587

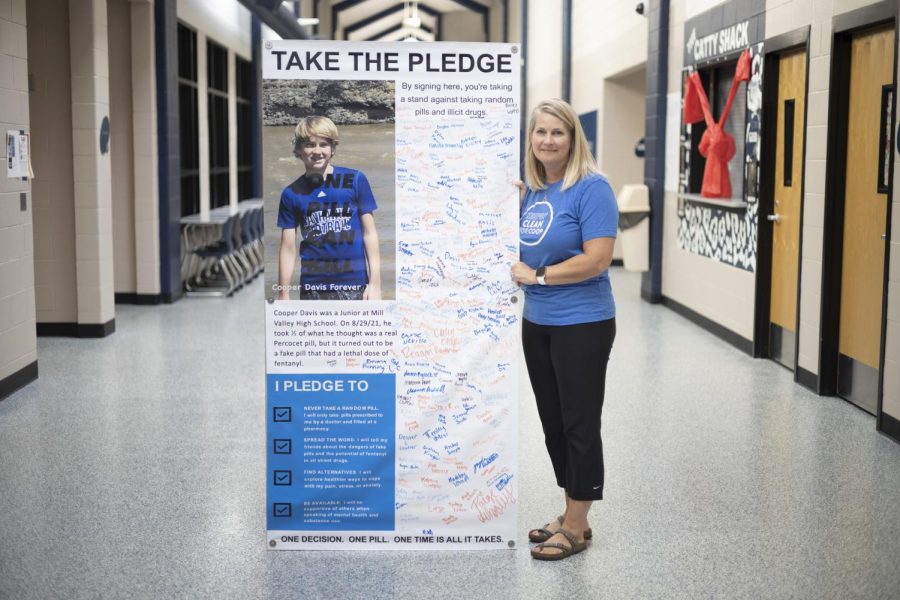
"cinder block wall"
0,0,37,394
27,0,77,324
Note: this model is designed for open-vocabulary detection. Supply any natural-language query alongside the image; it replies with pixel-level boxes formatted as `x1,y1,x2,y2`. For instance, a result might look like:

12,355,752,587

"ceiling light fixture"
402,1,421,30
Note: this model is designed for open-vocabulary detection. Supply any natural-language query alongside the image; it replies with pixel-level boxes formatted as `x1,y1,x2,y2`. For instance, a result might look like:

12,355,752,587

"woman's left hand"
511,262,537,286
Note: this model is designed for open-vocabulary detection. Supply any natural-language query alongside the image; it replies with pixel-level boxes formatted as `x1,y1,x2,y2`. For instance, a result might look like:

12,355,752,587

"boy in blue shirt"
277,116,382,300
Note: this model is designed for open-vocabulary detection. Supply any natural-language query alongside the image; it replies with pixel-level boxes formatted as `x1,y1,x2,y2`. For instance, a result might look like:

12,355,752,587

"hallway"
2,268,899,599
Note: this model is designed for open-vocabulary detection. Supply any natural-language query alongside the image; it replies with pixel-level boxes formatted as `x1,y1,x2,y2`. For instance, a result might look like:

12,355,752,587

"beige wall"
443,10,486,42
660,0,756,342
601,68,647,197
765,0,833,373
662,0,900,383
764,0,891,375
0,0,37,382
130,0,160,296
866,3,900,421
109,0,136,294
69,0,115,326
571,0,648,169
27,0,77,323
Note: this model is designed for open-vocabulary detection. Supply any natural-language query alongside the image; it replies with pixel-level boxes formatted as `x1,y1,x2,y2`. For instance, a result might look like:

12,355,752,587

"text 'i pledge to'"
275,379,369,392
270,50,513,73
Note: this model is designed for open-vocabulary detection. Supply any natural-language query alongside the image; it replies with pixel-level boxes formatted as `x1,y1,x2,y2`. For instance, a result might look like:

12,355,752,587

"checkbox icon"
273,502,291,517
274,470,292,486
273,439,292,454
273,407,292,422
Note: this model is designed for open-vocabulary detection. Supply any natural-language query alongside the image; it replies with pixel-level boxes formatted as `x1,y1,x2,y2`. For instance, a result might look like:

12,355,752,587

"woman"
277,116,382,301
511,99,618,561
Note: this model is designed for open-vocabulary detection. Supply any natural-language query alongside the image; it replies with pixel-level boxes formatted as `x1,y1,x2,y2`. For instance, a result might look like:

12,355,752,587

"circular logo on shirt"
520,199,554,246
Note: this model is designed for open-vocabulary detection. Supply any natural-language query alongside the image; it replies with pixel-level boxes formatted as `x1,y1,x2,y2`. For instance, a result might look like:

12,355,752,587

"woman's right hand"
511,261,537,286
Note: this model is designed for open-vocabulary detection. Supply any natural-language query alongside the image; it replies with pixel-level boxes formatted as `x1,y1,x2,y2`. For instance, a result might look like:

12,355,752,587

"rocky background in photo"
264,80,395,126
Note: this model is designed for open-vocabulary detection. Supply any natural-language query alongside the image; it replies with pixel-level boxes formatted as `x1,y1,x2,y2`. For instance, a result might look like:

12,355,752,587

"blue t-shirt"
277,166,377,291
519,174,618,325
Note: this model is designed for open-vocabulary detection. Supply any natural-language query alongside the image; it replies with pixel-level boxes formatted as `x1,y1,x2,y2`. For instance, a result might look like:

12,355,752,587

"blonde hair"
293,115,340,148
524,98,600,191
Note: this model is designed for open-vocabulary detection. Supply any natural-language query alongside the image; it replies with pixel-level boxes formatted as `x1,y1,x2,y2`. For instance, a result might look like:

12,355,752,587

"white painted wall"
569,1,647,263
178,0,253,60
526,0,562,116
0,0,37,382
685,0,728,20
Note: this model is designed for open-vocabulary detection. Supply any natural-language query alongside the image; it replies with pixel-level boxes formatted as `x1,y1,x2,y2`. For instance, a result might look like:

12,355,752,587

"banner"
263,41,521,551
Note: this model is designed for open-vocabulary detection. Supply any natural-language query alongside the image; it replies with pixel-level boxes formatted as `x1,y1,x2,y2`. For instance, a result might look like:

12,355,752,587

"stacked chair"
182,206,264,296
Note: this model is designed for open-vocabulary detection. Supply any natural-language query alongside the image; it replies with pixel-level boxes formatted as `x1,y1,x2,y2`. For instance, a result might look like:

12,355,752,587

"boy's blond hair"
293,116,340,148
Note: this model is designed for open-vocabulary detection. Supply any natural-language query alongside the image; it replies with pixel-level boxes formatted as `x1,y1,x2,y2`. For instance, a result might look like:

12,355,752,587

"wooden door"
837,26,895,413
768,49,806,369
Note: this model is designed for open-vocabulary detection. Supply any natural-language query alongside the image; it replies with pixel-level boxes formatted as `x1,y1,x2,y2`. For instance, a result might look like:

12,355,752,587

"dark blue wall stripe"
641,0,668,303
252,17,263,197
562,0,571,101
154,0,182,301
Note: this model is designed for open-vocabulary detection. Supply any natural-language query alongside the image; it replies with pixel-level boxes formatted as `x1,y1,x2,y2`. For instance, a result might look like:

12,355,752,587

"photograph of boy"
277,116,382,300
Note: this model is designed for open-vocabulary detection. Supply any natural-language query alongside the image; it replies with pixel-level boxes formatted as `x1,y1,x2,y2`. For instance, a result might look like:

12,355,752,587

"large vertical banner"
263,42,521,550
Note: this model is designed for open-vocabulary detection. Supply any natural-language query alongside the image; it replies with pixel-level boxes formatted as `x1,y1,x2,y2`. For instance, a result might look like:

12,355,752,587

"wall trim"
820,5,897,398
37,320,116,338
833,0,897,34
796,366,818,393
661,296,753,355
0,361,38,402
753,26,811,366
879,411,900,445
115,293,163,305
764,25,810,55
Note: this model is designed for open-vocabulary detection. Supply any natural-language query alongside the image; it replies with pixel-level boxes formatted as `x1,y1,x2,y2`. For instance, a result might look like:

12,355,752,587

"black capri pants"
521,317,615,501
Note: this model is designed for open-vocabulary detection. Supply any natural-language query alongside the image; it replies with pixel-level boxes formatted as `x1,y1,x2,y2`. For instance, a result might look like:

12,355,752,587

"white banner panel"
264,41,521,551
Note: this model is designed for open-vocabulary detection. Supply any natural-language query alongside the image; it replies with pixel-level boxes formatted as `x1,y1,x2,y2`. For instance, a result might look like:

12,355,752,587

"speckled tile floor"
2,268,900,599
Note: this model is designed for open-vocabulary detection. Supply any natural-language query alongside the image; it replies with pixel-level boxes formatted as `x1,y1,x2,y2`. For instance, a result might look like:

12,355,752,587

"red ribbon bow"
682,50,751,199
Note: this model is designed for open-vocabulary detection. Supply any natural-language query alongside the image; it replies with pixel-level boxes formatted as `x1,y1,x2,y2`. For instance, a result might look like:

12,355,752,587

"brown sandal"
528,516,593,543
530,527,587,561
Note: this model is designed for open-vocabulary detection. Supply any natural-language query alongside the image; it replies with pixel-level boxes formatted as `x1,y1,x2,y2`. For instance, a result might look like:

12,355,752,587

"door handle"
767,214,780,222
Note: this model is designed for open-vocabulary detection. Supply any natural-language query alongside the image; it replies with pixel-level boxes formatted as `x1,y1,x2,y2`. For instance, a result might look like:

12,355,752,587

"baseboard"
37,319,116,338
660,296,753,356
0,361,38,401
879,412,900,446
796,366,818,393
115,293,163,305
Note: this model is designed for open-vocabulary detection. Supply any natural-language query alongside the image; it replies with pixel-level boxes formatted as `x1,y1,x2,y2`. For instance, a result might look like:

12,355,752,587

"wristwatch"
535,266,547,285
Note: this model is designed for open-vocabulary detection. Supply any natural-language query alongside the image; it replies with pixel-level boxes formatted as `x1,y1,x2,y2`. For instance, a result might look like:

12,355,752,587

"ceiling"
241,0,497,42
